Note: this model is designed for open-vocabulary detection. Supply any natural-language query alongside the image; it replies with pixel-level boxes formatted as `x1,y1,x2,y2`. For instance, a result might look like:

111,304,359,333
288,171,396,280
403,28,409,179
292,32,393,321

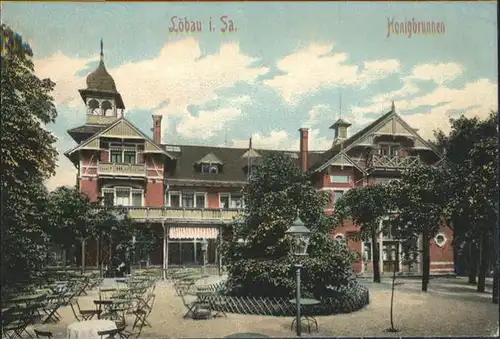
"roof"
163,144,324,184
329,118,352,129
311,110,394,171
67,124,110,143
86,60,117,92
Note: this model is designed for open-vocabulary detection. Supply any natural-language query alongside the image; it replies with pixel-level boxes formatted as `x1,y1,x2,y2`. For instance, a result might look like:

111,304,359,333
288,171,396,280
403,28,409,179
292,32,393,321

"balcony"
123,207,242,224
367,154,420,171
97,162,146,178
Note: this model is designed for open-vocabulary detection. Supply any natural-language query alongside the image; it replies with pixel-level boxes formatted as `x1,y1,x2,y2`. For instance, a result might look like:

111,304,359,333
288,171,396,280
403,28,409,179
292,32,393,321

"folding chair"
70,299,102,321
178,290,210,320
34,329,53,339
132,294,155,329
98,327,123,339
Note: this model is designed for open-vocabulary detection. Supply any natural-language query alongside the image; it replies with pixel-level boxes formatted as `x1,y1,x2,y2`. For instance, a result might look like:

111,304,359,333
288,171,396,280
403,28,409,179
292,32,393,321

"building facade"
65,47,454,275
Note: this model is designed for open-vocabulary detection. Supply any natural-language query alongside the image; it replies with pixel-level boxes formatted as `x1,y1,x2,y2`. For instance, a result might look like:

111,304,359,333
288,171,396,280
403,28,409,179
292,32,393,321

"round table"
67,319,116,339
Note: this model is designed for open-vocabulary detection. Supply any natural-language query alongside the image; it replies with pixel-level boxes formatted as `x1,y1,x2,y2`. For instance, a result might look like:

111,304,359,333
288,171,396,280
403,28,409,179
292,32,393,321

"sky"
2,1,498,190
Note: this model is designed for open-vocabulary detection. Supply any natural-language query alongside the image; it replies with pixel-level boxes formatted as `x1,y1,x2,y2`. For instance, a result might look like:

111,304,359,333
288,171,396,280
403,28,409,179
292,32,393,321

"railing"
122,207,242,224
87,115,118,125
97,163,146,177
367,155,420,170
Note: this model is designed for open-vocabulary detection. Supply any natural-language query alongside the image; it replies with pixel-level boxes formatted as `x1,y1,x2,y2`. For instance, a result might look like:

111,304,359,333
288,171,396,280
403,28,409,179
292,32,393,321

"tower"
78,39,125,125
330,118,352,146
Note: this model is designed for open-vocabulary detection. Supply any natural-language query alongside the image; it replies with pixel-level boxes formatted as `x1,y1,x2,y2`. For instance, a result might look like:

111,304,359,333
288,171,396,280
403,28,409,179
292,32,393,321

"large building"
65,46,454,276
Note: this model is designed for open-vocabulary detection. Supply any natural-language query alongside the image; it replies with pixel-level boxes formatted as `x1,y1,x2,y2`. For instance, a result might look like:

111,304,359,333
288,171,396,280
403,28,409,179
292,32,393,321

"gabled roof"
195,152,223,165
65,116,174,159
311,109,444,172
67,124,111,143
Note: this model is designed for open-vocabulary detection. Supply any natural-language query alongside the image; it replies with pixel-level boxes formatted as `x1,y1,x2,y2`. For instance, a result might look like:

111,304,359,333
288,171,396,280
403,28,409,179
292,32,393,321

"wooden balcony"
97,163,146,178
124,207,242,224
367,155,420,171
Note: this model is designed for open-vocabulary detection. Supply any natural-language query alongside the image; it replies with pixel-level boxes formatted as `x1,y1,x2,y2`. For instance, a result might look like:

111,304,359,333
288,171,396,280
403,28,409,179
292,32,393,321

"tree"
47,187,135,274
220,153,355,298
390,165,450,292
1,25,58,294
434,112,498,300
334,184,395,283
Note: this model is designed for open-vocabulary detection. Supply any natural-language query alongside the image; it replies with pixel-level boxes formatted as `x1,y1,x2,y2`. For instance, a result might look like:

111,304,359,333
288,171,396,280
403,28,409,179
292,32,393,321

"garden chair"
2,305,38,339
178,289,210,320
69,299,102,321
34,329,53,339
131,293,155,329
41,293,65,324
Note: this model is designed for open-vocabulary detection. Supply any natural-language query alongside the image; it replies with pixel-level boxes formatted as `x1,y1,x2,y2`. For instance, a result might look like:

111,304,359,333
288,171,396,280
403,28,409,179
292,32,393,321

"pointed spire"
100,38,104,62
391,101,395,113
249,136,253,149
339,91,342,119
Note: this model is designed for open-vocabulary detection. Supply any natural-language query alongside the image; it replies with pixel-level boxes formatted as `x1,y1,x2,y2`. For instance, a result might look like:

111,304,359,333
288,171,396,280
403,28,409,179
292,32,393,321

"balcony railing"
97,163,146,177
106,207,243,224
367,155,420,170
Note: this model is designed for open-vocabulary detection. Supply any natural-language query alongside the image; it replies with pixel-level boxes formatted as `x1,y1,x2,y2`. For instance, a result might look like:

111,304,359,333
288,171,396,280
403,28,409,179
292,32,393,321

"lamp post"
285,214,311,338
201,239,208,274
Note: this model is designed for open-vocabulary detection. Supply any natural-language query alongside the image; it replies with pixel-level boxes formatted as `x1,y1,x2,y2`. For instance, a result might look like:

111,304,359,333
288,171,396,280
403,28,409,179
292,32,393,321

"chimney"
299,128,309,172
152,115,162,144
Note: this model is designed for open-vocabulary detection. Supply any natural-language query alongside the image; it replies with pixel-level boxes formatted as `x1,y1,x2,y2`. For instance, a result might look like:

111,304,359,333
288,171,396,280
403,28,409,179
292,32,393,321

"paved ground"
35,275,499,338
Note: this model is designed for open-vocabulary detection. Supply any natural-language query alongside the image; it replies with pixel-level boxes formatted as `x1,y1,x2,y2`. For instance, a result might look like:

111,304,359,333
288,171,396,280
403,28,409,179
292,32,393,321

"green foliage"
333,184,395,282
0,25,58,292
221,153,355,298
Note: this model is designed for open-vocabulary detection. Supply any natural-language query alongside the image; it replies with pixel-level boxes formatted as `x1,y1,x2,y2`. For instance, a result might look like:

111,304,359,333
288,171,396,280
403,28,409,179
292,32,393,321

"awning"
169,227,219,239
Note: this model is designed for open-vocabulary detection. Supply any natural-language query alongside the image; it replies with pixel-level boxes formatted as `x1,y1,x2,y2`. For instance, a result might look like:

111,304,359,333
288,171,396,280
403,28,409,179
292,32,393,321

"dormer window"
195,152,223,174
202,163,219,174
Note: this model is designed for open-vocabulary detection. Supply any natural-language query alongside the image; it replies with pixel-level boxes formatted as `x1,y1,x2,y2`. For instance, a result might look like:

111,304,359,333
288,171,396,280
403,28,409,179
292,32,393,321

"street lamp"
201,239,208,274
285,213,311,337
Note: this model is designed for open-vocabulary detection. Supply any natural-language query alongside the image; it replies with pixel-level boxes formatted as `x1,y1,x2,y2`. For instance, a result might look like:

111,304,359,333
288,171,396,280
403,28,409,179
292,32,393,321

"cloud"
176,95,251,139
263,43,400,105
351,62,498,141
406,62,464,85
35,52,98,109
231,105,334,151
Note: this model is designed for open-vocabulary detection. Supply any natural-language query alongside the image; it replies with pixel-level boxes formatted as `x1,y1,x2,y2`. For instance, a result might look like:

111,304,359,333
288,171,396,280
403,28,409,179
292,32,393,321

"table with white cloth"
67,319,116,339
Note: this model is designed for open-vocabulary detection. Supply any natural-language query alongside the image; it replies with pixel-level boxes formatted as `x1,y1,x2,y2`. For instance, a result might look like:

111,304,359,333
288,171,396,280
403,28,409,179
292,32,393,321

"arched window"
88,99,100,115
101,100,113,116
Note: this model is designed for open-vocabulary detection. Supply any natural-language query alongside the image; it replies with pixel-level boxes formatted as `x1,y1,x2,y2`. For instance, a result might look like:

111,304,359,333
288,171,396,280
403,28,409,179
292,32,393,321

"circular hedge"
203,280,369,316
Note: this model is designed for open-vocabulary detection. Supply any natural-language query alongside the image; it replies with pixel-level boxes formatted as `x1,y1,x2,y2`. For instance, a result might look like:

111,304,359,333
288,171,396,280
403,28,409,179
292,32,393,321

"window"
330,175,350,184
195,194,206,208
333,190,344,203
230,193,243,208
168,192,207,208
170,193,181,207
102,188,144,207
219,193,243,209
110,150,122,163
220,195,230,209
201,164,219,174
363,242,372,261
434,233,447,247
123,151,136,164
115,189,130,206
132,191,142,206
103,191,114,207
182,193,195,208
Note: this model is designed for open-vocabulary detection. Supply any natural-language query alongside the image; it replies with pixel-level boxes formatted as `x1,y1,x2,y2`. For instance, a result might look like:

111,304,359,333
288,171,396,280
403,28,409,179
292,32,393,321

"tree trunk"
477,234,490,293
493,259,499,303
81,239,86,275
422,229,430,292
468,242,478,284
372,227,381,283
